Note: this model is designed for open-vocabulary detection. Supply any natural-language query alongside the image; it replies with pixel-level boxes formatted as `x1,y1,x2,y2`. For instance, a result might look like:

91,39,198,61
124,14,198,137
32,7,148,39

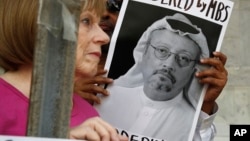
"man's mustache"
154,69,176,84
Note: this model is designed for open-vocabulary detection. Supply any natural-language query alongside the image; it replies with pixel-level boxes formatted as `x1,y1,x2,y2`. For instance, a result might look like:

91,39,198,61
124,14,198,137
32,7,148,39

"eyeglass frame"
149,44,199,67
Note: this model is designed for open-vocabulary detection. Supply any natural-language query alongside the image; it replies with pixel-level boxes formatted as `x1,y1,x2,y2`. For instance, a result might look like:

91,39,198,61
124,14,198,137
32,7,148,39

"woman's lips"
89,52,101,58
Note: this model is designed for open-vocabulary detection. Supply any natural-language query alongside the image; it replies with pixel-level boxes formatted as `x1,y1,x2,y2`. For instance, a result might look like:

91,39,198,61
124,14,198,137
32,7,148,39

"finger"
95,118,120,141
75,83,110,104
86,76,113,85
77,91,101,104
75,86,101,102
86,117,117,141
93,124,111,141
200,57,224,70
69,126,100,141
212,52,227,65
75,77,113,90
96,69,108,76
75,117,111,141
119,135,129,141
198,76,227,87
196,67,227,79
81,84,110,96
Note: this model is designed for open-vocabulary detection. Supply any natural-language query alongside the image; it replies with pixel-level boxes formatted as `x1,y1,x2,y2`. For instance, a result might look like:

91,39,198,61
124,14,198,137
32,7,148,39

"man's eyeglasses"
150,44,197,67
106,0,122,12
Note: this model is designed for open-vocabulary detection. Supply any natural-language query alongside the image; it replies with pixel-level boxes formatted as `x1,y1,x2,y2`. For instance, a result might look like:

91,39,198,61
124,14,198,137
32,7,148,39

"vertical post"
27,0,81,138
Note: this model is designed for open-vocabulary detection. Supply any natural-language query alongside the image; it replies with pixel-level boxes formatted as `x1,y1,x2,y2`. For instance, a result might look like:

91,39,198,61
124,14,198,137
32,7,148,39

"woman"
0,0,126,140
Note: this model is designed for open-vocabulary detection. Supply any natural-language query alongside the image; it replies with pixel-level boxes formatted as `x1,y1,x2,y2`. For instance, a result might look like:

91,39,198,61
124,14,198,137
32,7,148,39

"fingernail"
106,90,110,95
195,72,199,76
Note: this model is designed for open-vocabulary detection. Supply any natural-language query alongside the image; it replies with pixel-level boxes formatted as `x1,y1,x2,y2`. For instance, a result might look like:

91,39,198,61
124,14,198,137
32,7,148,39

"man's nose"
162,54,177,71
101,11,110,20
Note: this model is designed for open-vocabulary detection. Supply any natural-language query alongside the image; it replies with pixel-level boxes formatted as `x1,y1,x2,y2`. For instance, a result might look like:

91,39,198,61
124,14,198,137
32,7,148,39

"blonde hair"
81,0,106,17
0,0,106,71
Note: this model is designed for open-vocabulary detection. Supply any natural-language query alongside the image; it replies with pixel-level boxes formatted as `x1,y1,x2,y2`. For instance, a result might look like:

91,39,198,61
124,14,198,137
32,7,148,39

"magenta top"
0,78,99,136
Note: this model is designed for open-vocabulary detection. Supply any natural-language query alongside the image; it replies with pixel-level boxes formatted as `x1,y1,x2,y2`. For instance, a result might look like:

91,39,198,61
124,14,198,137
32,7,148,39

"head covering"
112,13,210,107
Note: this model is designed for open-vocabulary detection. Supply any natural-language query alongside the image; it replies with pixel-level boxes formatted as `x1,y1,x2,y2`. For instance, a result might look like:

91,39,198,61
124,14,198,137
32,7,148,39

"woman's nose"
94,24,110,45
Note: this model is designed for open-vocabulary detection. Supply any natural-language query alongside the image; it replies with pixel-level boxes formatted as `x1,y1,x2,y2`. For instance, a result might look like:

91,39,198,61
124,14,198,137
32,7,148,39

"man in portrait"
95,13,210,140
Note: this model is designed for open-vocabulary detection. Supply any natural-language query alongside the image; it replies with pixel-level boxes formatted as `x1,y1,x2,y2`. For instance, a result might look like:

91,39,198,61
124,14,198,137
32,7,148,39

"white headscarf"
111,13,210,108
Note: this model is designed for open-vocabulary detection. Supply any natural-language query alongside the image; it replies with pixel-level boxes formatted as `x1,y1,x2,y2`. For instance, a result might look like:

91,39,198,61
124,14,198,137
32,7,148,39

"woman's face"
75,10,110,79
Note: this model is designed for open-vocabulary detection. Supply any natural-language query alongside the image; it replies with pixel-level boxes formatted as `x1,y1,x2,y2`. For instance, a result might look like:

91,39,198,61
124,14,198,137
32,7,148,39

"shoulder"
72,94,99,116
70,94,99,127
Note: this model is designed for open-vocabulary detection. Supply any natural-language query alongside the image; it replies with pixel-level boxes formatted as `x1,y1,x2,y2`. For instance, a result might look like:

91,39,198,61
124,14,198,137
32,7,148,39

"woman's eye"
81,18,90,25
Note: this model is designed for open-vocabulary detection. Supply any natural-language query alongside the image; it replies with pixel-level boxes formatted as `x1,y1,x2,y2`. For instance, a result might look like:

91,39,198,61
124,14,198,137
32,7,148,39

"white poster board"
95,0,234,141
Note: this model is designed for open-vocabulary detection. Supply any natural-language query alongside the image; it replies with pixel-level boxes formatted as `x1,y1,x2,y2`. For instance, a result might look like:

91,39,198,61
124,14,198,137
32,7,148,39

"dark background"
107,0,222,79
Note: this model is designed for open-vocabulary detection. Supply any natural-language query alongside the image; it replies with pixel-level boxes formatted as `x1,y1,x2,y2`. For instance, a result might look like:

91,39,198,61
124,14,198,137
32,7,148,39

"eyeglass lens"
151,45,195,67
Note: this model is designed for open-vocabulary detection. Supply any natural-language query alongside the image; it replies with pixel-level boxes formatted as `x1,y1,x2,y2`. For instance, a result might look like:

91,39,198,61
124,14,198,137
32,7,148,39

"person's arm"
194,108,217,141
69,117,128,141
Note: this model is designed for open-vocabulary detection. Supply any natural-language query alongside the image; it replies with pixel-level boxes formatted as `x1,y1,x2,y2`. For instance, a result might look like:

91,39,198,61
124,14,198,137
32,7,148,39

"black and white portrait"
95,0,226,140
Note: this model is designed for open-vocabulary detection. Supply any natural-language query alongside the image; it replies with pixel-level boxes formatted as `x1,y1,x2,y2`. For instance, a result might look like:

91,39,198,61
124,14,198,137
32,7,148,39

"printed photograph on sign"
94,0,234,141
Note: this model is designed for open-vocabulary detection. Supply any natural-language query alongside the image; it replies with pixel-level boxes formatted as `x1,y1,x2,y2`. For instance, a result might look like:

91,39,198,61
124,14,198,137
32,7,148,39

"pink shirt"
0,78,99,136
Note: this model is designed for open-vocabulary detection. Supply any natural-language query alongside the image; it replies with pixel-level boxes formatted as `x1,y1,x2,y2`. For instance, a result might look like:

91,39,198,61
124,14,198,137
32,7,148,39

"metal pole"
27,0,81,138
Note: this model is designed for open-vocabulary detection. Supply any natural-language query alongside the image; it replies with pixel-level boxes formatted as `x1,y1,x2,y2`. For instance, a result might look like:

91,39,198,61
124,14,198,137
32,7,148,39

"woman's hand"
69,117,128,141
